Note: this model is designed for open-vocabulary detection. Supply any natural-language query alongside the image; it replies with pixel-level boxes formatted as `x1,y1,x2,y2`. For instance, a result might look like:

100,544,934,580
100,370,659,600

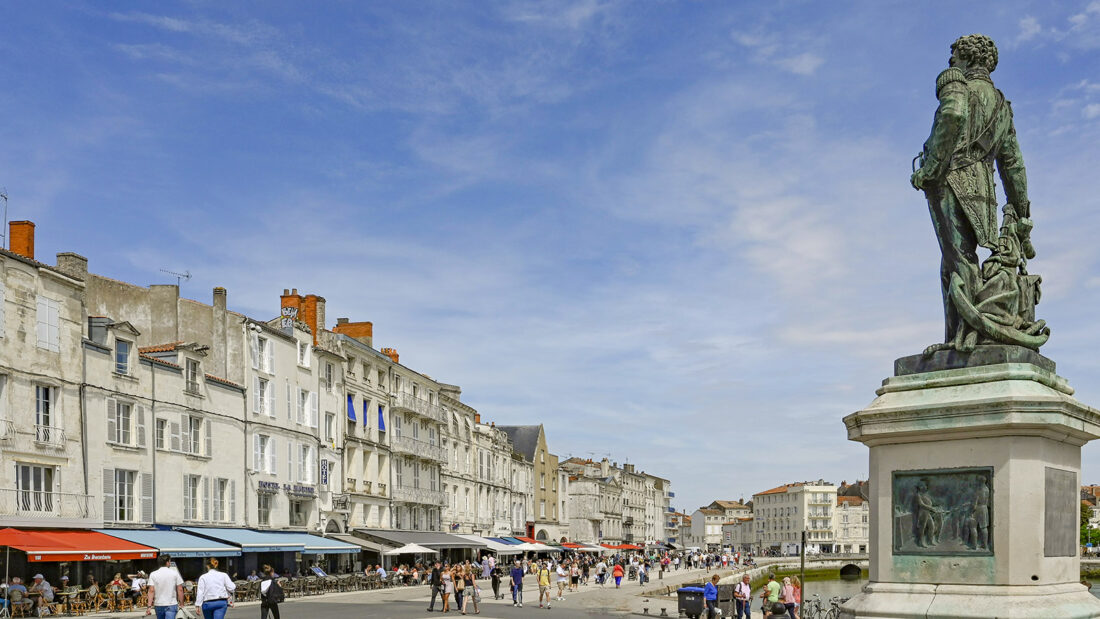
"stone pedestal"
840,347,1100,618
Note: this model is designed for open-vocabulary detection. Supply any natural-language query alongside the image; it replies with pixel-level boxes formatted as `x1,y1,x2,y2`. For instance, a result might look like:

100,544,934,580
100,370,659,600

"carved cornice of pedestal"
844,362,1100,447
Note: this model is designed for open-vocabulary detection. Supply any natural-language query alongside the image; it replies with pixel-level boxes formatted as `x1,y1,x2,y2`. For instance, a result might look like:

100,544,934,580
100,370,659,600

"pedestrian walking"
734,574,752,619
454,566,466,614
704,574,719,619
441,565,453,612
427,561,443,612
510,560,525,607
556,562,568,601
194,558,235,619
490,566,502,600
612,563,624,588
781,577,797,619
145,555,184,619
258,566,283,619
536,561,551,608
761,574,780,619
463,569,479,615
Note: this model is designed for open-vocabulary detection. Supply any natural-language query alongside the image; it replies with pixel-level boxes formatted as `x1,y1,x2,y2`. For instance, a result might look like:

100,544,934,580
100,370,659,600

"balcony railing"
0,489,97,520
392,393,445,423
390,435,447,463
0,419,15,441
391,485,445,506
35,425,66,447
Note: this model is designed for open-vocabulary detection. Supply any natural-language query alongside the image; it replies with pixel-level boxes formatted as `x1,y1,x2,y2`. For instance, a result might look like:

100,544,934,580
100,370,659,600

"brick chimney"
474,413,481,424
333,318,373,346
9,221,35,260
381,347,399,364
299,294,325,345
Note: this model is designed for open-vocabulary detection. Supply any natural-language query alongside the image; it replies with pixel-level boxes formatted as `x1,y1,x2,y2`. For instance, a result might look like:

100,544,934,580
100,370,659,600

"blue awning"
346,395,356,422
260,532,360,555
178,527,306,553
488,537,522,545
96,529,240,558
378,405,386,431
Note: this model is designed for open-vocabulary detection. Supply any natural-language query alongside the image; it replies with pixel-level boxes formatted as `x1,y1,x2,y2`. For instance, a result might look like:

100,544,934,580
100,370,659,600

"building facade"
752,481,838,555
498,425,566,542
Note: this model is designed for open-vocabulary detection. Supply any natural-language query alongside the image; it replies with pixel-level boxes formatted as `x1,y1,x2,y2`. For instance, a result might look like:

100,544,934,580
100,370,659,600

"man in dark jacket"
510,560,525,607
426,561,443,612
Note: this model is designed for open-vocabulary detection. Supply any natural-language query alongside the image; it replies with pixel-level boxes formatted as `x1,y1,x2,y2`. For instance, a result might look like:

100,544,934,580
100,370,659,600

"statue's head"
951,34,998,73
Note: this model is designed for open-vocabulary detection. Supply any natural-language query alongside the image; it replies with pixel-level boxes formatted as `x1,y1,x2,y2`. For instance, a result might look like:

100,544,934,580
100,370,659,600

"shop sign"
258,481,281,493
285,483,316,497
321,459,329,485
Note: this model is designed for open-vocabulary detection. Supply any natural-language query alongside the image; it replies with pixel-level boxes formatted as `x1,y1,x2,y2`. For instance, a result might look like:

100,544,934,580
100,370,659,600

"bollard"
643,608,649,615
660,608,668,617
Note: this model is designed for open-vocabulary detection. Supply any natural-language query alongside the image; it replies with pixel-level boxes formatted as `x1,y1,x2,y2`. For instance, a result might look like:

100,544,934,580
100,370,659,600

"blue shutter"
346,394,356,422
378,405,386,431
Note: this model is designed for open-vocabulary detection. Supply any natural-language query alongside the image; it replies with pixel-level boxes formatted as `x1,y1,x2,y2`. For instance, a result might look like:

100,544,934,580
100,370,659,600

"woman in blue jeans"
195,558,236,619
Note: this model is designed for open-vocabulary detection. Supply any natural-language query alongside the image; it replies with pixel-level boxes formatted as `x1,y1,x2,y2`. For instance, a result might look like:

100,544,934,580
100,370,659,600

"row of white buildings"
0,220,673,547
680,480,870,555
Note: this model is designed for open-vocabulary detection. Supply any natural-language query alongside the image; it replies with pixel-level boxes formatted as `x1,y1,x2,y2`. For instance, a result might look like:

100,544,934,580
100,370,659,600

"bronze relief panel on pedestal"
892,467,993,556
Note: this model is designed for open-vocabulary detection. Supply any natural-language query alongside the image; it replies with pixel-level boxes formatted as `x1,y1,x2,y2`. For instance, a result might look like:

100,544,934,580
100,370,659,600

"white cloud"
776,52,824,76
1084,103,1100,118
731,28,824,75
1017,16,1042,43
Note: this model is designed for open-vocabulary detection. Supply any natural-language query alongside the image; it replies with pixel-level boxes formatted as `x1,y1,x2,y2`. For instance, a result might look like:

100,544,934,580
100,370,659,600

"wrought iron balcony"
390,434,447,463
391,485,445,506
0,489,98,525
0,419,15,441
392,393,445,423
35,424,66,448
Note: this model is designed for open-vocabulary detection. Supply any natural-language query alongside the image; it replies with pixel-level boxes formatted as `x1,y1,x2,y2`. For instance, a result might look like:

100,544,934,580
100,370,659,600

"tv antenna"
160,268,192,287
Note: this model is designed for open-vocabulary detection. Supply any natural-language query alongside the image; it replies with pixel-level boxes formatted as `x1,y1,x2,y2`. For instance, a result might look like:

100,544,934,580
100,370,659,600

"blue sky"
4,1,1100,513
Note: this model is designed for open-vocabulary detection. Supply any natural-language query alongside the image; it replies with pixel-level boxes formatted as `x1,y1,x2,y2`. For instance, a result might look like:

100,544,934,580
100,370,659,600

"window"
182,415,206,455
552,476,557,492
17,464,55,512
110,401,132,444
213,478,232,522
362,363,370,383
299,444,313,483
413,461,421,489
395,458,404,487
540,500,546,518
297,341,311,367
184,475,201,520
35,385,53,427
257,336,273,373
0,280,5,337
323,362,334,391
36,296,60,352
377,369,385,387
289,499,308,527
155,419,166,449
254,377,273,416
185,359,201,393
115,340,131,374
540,473,546,490
325,412,336,443
258,493,272,526
111,469,137,521
254,434,277,474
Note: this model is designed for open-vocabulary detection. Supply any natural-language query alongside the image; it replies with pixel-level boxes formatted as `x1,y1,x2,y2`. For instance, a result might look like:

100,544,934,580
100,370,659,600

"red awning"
514,536,539,544
621,544,642,550
0,528,158,562
561,543,586,549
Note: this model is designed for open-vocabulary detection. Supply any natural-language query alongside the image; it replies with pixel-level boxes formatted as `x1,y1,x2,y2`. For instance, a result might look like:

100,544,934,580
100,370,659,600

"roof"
697,508,722,516
711,500,749,510
755,484,794,496
140,354,182,369
204,373,242,389
496,425,541,461
837,496,864,506
139,341,185,353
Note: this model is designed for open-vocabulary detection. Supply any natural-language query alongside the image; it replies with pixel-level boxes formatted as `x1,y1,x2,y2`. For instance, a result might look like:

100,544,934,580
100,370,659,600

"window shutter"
268,437,277,475
230,480,236,523
250,333,260,370
136,405,147,447
140,473,153,522
106,398,117,443
310,391,318,428
49,300,60,352
181,418,192,453
296,387,304,424
253,377,261,414
0,280,6,338
253,434,261,471
265,343,274,374
311,449,317,484
103,468,116,521
36,296,48,349
286,380,292,420
202,477,211,521
266,385,275,418
170,421,181,451
289,442,296,482
204,419,213,456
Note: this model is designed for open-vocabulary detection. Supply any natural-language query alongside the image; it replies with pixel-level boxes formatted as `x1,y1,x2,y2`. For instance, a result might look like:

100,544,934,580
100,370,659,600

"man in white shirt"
130,571,147,603
555,563,568,601
146,556,185,619
733,574,752,619
375,565,387,580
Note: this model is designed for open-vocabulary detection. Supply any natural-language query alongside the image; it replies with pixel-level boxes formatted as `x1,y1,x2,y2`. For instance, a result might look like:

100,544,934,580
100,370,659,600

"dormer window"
297,341,311,367
115,339,131,375
185,359,201,393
